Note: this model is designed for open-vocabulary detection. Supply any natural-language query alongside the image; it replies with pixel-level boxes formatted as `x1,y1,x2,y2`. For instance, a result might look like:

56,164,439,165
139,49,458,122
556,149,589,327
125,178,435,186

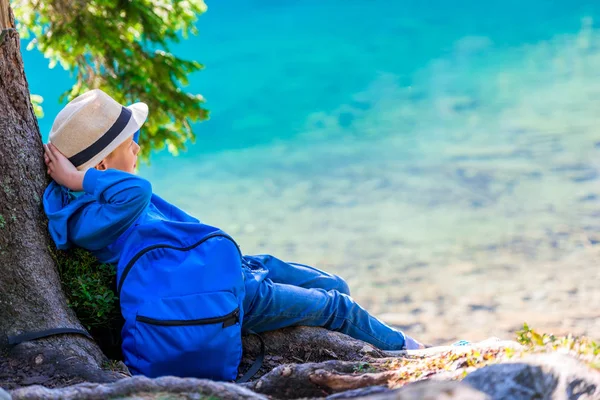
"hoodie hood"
43,181,95,250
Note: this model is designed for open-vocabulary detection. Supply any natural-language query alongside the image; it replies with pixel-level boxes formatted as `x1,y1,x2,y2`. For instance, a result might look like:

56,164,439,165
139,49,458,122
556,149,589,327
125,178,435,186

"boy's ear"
95,159,108,171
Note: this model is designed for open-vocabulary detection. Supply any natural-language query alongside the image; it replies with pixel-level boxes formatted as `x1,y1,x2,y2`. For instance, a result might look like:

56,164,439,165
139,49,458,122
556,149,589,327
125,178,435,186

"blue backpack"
115,221,246,381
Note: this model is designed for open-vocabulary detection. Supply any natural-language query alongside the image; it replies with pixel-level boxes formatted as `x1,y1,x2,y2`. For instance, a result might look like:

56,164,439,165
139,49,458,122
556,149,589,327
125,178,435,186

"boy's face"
95,135,140,174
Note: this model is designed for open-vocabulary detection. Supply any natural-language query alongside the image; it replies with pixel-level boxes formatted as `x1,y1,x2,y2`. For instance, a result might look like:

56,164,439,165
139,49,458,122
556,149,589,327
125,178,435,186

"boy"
43,89,424,364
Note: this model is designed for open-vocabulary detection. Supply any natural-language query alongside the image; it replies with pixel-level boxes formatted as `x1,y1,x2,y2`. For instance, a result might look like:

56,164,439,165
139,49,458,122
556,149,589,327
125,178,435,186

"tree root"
10,375,266,400
0,336,127,390
240,326,386,380
242,338,524,399
310,368,397,391
243,360,394,399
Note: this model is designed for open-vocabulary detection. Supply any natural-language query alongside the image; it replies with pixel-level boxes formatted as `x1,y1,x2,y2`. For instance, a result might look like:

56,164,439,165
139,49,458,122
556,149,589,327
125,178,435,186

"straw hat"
49,89,148,171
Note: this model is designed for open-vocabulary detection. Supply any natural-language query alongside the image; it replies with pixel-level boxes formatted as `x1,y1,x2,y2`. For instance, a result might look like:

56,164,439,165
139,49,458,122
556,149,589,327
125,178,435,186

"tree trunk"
0,2,123,389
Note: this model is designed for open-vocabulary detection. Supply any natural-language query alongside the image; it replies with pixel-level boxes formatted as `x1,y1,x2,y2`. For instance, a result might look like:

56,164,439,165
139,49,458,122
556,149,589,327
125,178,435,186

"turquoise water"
27,1,600,151
22,1,600,342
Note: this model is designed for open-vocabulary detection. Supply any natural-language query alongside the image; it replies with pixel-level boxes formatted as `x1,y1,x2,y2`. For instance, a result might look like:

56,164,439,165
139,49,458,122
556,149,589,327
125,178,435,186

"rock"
463,353,600,400
365,380,490,399
0,387,10,400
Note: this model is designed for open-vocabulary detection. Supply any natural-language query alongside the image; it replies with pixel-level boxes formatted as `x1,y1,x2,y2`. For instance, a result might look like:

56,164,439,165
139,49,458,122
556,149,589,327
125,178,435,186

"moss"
1,178,13,196
49,247,119,330
0,214,5,229
353,361,377,373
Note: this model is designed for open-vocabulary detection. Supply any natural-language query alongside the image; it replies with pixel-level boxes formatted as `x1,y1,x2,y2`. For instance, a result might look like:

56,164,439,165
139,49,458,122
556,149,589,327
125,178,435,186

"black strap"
8,328,93,346
10,328,263,381
236,331,265,383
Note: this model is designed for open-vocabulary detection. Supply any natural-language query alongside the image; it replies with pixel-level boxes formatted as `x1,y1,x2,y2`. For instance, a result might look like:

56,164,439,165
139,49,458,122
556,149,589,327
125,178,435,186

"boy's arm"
69,169,152,250
44,142,151,250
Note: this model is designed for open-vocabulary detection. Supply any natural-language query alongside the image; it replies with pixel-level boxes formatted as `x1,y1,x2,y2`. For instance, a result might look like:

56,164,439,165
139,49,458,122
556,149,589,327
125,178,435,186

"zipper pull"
222,309,240,328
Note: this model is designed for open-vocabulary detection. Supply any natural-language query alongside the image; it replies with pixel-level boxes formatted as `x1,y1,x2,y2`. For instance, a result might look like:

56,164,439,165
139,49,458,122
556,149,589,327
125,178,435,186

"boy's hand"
44,143,86,192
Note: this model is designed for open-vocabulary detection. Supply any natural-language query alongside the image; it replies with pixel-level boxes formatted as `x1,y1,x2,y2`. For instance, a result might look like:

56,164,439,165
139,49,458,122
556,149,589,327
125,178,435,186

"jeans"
241,254,412,351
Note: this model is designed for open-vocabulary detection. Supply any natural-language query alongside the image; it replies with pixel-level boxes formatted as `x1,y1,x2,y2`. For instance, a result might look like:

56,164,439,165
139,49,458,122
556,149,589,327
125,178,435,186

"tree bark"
0,2,123,389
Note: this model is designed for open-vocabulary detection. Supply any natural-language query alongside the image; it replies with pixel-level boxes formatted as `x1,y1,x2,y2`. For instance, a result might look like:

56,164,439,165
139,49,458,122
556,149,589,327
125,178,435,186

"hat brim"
76,102,148,171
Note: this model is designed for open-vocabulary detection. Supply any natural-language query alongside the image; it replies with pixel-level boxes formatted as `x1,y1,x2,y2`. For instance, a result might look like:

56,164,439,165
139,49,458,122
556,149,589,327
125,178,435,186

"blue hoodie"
43,168,200,264
43,168,268,299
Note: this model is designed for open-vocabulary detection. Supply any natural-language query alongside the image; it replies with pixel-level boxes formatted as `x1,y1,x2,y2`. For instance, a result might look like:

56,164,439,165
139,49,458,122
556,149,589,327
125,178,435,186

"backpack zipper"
117,232,241,294
136,308,240,328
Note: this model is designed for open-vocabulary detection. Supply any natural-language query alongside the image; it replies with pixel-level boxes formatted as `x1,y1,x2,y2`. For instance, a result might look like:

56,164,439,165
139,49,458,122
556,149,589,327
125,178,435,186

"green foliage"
30,94,44,118
353,361,377,373
516,323,600,369
14,0,209,160
102,359,125,372
516,322,551,346
49,247,119,329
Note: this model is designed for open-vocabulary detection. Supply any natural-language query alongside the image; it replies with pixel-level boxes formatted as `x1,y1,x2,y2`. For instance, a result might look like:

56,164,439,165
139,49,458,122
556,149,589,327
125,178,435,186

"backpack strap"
9,328,264,382
8,328,93,346
236,331,265,383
